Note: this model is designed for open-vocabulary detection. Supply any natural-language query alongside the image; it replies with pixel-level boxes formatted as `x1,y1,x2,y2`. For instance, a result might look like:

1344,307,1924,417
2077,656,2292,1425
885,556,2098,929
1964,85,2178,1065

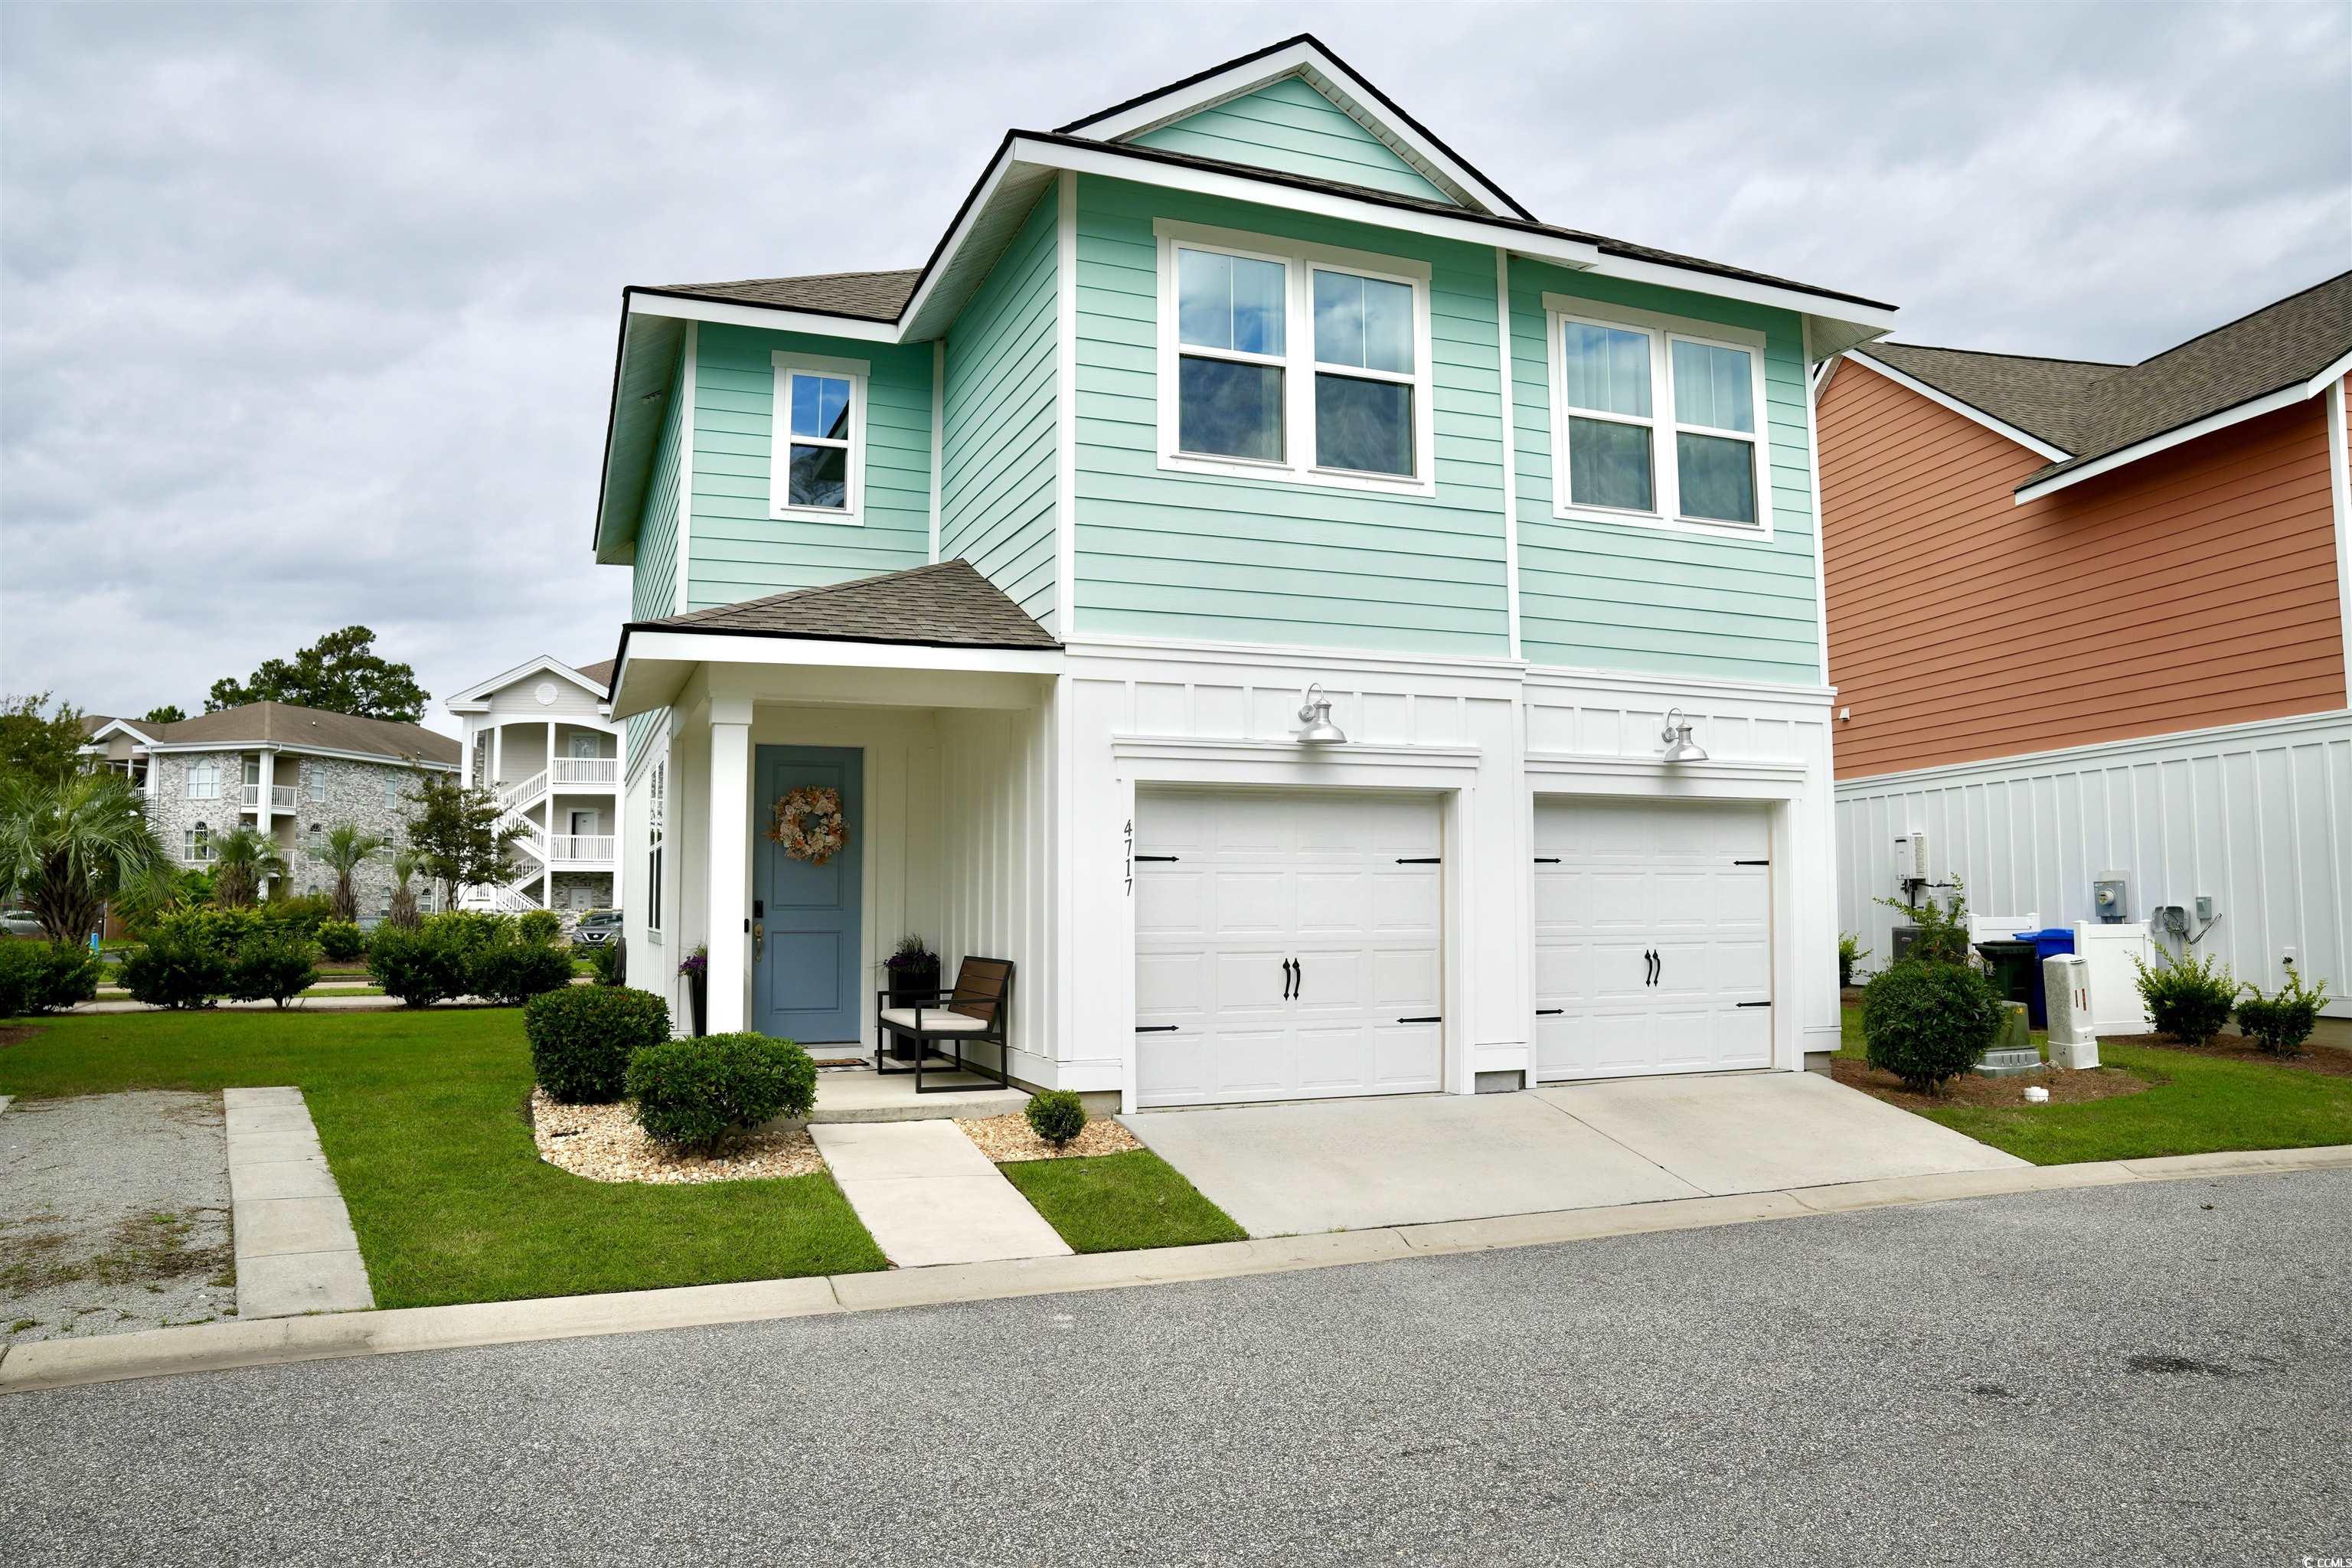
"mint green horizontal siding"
1072,175,1508,657
684,322,933,611
1508,257,1822,684
942,187,1058,631
1130,76,1452,205
626,352,685,758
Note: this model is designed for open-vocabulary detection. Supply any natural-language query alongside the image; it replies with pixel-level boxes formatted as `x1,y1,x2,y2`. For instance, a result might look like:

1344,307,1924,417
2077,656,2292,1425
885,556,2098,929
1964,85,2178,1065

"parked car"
572,909,623,946
1,908,46,939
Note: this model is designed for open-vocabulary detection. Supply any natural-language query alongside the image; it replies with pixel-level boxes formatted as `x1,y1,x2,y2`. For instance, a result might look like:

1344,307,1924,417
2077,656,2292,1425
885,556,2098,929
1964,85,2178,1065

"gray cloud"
5,2,2346,733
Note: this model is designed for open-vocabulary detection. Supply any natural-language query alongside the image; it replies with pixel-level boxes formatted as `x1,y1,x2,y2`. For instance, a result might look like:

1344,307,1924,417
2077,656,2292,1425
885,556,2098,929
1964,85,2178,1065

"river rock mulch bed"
958,1112,1141,1162
0,1091,237,1344
528,1090,825,1184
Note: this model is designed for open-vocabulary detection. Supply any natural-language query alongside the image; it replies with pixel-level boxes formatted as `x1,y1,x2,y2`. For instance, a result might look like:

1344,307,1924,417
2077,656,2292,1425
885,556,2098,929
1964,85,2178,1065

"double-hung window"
184,822,214,863
645,760,665,936
1547,294,1773,537
1158,221,1434,494
769,352,869,523
186,760,220,800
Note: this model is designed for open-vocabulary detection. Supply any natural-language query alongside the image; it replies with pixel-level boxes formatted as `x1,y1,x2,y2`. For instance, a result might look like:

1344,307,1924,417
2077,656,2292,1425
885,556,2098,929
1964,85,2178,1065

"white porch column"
255,750,275,834
705,712,752,1034
491,726,504,790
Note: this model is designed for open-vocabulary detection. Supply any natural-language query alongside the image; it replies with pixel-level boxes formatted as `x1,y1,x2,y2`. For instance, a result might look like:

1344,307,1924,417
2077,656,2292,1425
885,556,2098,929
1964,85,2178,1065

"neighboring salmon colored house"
1816,271,2352,1018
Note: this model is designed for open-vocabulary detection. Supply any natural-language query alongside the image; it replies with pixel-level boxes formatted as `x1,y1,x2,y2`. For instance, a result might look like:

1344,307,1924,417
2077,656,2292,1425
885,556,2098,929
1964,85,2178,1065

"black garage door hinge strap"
1394,857,1441,864
1735,1001,1773,1008
1536,1008,1564,1016
1135,1024,1181,1033
1133,854,1180,862
1534,857,1561,864
1396,1015,1442,1024
1733,858,1769,866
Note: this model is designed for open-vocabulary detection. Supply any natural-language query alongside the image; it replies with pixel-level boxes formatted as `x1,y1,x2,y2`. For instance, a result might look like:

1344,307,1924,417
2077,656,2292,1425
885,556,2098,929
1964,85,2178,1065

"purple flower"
678,944,708,978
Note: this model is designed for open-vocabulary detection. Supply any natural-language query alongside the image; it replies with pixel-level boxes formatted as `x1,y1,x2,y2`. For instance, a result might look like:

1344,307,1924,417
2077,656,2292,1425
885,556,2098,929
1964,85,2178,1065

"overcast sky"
5,1,2347,737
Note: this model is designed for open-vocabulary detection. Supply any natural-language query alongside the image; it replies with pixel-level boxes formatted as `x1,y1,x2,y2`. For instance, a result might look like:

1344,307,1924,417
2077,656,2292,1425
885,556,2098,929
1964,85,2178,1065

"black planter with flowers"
884,936,940,1060
679,945,709,1037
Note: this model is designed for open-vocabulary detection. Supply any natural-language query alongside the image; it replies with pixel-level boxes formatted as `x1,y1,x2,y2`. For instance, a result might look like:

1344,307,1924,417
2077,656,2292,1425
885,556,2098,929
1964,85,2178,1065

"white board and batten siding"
1835,710,2352,1016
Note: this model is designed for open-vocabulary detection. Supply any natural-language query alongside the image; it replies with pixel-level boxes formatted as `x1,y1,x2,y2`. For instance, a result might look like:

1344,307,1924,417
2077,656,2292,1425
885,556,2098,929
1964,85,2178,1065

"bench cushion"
878,1005,991,1034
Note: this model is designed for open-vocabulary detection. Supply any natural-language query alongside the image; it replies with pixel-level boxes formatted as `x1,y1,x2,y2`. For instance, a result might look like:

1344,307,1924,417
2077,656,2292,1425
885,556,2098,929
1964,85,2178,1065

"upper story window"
383,776,400,809
769,351,869,524
1547,293,1773,539
186,760,220,800
1156,220,1435,497
302,762,326,803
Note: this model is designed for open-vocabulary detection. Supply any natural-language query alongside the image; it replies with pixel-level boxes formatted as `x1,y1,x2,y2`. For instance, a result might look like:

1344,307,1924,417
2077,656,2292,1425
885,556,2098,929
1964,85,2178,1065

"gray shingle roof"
1864,271,2352,487
570,659,614,694
628,560,1060,651
648,270,920,322
136,702,460,765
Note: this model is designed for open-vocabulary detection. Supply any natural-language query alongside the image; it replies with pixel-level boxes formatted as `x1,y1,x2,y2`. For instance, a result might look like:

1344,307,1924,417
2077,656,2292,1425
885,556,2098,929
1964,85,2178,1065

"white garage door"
1533,799,1772,1081
1134,789,1443,1108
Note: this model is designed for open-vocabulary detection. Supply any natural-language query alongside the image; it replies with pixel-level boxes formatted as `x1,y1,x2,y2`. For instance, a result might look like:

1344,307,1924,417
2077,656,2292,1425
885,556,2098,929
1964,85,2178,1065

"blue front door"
753,745,863,1044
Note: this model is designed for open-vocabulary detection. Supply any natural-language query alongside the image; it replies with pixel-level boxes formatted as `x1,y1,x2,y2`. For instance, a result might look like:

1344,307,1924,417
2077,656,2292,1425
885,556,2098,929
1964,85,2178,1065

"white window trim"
1544,292,1775,541
645,758,666,936
1153,218,1437,498
768,350,871,526
186,760,220,801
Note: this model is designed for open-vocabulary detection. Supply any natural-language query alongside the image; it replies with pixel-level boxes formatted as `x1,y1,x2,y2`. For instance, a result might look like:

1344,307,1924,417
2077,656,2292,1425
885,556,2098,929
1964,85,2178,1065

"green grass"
998,1149,1246,1252
0,1010,886,1308
1837,1006,2352,1165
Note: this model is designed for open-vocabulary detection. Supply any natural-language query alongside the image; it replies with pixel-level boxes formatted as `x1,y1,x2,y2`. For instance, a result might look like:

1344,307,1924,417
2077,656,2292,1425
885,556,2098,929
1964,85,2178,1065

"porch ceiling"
609,632,1058,720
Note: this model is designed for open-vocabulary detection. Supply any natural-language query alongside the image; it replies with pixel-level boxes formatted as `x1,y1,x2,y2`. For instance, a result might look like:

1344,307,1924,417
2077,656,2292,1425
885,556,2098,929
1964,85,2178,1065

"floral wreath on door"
767,785,848,865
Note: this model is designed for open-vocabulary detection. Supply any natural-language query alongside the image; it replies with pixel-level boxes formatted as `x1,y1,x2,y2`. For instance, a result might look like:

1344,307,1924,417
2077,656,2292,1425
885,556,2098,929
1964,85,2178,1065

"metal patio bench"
874,956,1014,1093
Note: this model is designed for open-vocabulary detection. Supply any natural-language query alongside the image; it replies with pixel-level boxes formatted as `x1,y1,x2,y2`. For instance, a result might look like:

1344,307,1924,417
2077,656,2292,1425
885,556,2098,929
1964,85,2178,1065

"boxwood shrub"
365,921,470,1007
2236,971,2329,1057
2131,948,2237,1047
1861,959,2005,1091
526,985,672,1103
0,939,103,1017
627,1033,815,1154
468,929,576,1007
226,930,320,1008
315,920,367,962
1024,1089,1086,1148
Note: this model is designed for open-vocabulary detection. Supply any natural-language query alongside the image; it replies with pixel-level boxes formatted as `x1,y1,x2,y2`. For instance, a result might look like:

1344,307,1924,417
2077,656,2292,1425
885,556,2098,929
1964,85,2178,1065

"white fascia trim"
1023,137,1600,274
1525,750,1808,786
84,718,158,746
2303,348,2352,399
1111,735,1482,769
445,655,609,710
2014,381,2311,505
1062,632,1530,682
141,740,459,772
1834,706,2352,795
622,629,1066,678
1521,662,1837,704
1067,40,1521,219
1845,351,2070,462
2327,377,2351,696
1574,252,1898,344
625,289,897,343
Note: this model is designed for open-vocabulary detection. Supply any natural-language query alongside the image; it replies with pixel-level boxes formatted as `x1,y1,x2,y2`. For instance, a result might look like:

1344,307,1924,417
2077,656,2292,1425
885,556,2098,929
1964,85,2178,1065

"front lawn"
1837,1006,2352,1165
1000,1150,1246,1252
0,1010,886,1308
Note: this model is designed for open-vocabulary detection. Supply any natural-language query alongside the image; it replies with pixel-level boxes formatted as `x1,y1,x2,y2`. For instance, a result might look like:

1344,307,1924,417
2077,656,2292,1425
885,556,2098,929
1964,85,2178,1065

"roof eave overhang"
2012,376,2332,505
1847,351,2073,462
608,626,1065,722
445,655,609,710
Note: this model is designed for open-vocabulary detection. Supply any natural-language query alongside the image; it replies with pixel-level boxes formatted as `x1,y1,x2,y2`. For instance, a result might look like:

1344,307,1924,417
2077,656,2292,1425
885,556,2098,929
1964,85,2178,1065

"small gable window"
1545,293,1773,538
1157,221,1435,497
769,353,868,524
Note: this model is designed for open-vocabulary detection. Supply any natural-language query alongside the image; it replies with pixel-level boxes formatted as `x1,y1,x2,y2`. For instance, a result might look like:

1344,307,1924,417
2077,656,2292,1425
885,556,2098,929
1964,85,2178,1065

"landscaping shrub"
467,927,576,1007
423,910,506,957
590,936,626,986
2236,971,2331,1057
2132,948,2237,1047
1861,959,2005,1092
1874,881,1972,965
627,1033,815,1154
0,939,103,1017
516,908,563,946
119,926,232,1010
227,930,320,1008
258,893,333,937
1024,1089,1086,1149
525,985,672,1103
1838,932,1870,988
134,904,259,954
315,920,367,962
365,920,471,1008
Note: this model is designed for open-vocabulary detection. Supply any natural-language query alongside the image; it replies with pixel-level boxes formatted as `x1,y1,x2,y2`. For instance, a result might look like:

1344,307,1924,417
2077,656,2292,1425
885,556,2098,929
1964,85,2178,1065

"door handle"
753,921,764,959
1294,957,1305,1001
1643,949,1657,987
1281,958,1295,1000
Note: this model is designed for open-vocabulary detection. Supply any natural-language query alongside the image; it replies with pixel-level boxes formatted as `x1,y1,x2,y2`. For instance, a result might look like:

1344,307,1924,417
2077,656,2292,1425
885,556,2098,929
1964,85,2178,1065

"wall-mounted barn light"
1659,707,1708,763
1295,684,1347,745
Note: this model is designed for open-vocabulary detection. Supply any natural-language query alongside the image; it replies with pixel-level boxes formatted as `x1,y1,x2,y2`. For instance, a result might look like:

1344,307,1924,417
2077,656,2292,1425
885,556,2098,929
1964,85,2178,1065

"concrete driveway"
1122,1070,2026,1236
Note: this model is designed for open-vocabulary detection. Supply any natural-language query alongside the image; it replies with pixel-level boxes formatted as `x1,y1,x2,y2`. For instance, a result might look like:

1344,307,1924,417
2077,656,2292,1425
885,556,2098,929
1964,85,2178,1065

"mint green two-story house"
592,36,1896,1109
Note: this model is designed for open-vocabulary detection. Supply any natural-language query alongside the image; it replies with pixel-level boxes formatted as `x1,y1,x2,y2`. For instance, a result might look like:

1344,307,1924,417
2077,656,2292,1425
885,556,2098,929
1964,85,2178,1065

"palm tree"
211,825,288,909
305,823,386,922
0,770,170,944
386,848,423,929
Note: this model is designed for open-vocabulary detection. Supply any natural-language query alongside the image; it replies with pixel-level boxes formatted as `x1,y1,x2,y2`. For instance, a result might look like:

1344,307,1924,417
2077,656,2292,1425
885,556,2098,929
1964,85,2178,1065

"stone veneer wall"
145,750,450,916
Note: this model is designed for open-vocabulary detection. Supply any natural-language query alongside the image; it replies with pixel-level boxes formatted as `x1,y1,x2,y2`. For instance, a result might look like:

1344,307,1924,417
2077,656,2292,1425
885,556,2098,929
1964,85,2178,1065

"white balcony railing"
240,783,299,810
547,835,616,864
552,757,619,786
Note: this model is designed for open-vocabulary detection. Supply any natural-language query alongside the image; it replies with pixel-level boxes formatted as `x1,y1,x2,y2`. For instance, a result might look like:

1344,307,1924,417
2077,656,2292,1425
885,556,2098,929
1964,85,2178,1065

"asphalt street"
4,1169,2347,1566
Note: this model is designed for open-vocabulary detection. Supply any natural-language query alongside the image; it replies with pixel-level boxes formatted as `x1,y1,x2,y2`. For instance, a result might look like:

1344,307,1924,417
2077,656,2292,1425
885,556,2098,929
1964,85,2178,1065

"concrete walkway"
806,1066,1029,1124
807,1121,1070,1269
223,1089,374,1318
1124,1070,2024,1237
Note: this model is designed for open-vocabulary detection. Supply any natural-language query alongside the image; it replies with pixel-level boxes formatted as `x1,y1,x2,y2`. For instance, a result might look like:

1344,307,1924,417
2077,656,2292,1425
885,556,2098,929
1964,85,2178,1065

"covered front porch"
607,563,1066,1084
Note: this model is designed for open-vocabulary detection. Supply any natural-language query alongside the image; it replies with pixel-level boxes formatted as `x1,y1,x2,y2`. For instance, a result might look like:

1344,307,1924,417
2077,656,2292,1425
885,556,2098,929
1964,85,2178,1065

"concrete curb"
4,1142,2346,1396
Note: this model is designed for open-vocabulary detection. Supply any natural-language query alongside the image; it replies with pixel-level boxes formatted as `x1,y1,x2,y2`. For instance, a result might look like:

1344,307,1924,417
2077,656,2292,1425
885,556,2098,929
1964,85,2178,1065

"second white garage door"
1134,789,1443,1109
1533,798,1773,1081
